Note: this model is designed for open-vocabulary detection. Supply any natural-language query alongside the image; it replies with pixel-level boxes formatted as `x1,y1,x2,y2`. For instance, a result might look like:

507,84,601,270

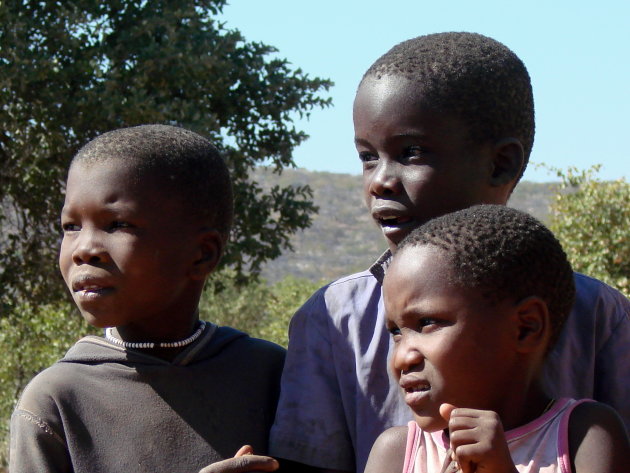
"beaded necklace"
105,321,206,349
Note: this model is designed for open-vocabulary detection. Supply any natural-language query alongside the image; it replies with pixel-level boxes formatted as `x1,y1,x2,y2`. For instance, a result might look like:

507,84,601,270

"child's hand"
439,404,517,473
198,445,279,473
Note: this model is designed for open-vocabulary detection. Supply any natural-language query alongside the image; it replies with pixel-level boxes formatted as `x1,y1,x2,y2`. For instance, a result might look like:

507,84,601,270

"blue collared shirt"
270,252,630,472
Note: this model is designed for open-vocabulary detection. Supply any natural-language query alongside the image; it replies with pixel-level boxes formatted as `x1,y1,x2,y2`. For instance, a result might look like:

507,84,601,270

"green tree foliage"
200,270,322,347
0,302,96,466
546,165,629,296
0,0,331,312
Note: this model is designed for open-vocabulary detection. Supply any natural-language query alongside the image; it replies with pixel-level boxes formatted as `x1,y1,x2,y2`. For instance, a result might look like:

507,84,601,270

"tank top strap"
403,421,421,473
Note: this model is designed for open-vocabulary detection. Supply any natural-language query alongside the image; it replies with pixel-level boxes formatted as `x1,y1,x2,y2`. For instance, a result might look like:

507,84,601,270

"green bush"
0,302,95,467
546,165,629,296
200,270,322,347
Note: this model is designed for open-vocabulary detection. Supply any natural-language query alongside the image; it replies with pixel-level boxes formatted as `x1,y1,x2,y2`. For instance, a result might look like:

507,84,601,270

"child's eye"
388,325,401,341
109,221,132,231
403,146,427,160
358,151,378,163
61,222,80,232
418,318,439,330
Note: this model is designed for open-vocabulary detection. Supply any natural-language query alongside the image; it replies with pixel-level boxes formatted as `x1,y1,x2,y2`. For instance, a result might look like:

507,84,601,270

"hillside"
255,168,559,283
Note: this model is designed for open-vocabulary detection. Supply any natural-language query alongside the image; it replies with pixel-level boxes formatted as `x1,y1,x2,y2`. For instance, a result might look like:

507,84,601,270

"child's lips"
71,275,113,300
377,215,413,227
400,376,431,406
371,206,415,231
75,287,114,302
376,216,417,242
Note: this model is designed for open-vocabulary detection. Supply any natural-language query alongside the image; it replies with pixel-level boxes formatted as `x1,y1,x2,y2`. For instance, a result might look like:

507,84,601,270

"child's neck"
500,381,553,431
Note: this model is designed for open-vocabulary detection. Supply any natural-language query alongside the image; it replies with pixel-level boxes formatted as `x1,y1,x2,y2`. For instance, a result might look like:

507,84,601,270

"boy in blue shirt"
11,125,285,473
269,32,630,473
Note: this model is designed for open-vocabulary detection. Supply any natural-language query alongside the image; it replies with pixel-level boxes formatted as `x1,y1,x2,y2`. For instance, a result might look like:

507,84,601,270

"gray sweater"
10,324,286,473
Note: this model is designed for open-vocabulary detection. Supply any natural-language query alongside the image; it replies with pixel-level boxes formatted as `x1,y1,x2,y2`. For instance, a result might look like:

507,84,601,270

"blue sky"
220,1,629,182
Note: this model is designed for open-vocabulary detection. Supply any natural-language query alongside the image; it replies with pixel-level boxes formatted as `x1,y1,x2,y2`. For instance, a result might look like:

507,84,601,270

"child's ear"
514,296,550,353
189,229,224,281
490,137,525,188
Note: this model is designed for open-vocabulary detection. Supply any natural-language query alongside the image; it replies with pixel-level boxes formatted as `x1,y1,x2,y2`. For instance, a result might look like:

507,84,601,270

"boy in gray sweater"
10,124,285,473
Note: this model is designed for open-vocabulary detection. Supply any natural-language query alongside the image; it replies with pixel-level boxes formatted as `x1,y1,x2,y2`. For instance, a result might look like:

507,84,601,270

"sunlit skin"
369,242,630,473
383,244,549,433
354,75,513,253
58,159,282,471
59,159,211,343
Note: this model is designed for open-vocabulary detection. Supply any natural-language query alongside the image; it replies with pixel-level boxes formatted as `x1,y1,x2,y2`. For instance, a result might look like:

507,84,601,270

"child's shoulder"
568,401,627,438
330,268,379,286
573,272,629,307
211,325,286,363
231,332,286,361
570,272,629,337
568,401,630,472
373,424,409,450
364,425,409,473
18,335,112,396
14,354,79,423
298,268,379,305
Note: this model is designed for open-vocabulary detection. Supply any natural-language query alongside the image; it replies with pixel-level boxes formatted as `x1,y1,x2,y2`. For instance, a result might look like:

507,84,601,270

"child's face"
383,244,519,432
59,159,202,335
354,75,504,252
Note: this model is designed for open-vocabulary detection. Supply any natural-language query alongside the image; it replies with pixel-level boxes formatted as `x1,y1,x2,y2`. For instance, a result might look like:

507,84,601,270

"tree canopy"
0,0,332,311
546,165,629,296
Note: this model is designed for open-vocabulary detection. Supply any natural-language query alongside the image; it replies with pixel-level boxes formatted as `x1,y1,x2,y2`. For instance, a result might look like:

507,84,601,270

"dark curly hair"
396,205,575,349
362,32,535,182
72,124,233,242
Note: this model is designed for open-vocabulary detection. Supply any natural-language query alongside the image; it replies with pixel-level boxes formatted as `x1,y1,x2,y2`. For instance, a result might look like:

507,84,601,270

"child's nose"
72,229,108,265
392,337,424,374
369,159,403,197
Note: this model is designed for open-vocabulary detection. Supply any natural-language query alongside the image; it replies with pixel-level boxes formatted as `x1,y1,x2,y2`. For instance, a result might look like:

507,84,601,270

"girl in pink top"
364,205,629,473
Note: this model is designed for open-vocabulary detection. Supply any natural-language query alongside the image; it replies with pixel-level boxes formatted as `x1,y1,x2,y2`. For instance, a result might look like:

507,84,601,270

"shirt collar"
368,249,392,284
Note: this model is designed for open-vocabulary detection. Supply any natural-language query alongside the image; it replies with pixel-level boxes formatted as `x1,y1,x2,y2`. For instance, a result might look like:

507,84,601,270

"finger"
198,455,279,473
452,444,483,471
449,409,502,433
234,445,254,457
440,403,457,422
448,416,482,432
457,457,475,473
447,407,493,418
449,426,483,447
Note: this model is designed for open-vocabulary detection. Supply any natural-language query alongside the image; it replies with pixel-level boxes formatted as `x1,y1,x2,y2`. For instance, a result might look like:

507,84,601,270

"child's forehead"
386,245,452,292
356,75,426,108
66,158,179,208
354,75,469,135
385,245,513,321
71,155,166,184
385,246,497,316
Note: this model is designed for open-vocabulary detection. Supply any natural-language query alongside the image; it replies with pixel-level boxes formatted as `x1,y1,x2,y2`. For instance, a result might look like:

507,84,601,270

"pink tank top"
402,398,591,473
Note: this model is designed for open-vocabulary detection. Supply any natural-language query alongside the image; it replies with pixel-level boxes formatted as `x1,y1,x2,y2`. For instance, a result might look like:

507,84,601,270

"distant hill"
255,168,559,283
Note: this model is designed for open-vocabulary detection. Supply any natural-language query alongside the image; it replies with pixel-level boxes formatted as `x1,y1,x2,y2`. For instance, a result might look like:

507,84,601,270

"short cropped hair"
73,124,233,241
396,205,574,348
363,32,535,182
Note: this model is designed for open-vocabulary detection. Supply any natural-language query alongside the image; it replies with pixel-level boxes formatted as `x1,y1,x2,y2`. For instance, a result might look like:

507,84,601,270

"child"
365,204,629,473
10,125,285,473
269,33,630,473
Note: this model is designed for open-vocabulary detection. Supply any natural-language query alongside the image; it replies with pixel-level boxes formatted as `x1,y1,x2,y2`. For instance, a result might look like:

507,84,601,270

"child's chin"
78,310,111,329
413,413,447,432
